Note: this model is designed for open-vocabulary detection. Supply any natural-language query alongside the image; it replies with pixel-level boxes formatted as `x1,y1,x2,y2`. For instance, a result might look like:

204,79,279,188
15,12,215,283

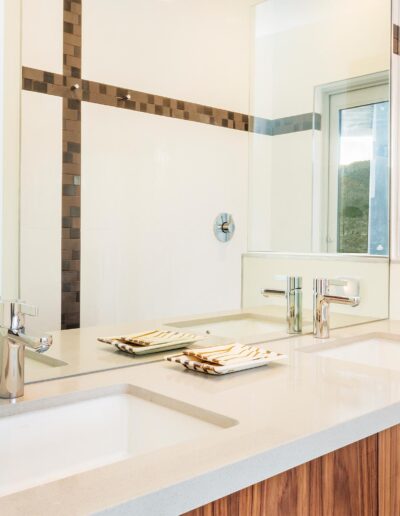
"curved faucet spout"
10,331,53,353
313,278,360,339
0,301,53,399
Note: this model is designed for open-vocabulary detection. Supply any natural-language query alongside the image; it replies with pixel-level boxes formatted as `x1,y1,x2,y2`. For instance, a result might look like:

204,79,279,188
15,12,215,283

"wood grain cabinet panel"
184,432,383,516
378,425,400,515
318,435,378,516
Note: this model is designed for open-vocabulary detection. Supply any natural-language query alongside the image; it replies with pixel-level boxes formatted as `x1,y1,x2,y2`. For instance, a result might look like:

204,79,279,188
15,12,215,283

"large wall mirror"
244,0,392,322
0,0,394,335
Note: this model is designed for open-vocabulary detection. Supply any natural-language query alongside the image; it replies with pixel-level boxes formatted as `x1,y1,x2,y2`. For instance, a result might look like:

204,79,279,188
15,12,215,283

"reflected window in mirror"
314,73,390,256
248,0,391,256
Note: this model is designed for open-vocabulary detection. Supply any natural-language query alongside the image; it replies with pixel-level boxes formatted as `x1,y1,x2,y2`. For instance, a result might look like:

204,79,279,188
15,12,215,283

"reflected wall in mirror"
19,0,252,334
244,0,392,323
5,0,393,340
249,0,391,255
0,0,21,301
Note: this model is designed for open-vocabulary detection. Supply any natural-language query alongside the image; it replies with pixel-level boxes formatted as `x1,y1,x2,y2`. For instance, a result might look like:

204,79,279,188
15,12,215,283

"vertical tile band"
394,24,400,56
62,0,82,329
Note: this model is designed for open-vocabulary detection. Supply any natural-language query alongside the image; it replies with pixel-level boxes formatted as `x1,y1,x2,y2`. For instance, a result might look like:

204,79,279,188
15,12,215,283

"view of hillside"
337,160,370,253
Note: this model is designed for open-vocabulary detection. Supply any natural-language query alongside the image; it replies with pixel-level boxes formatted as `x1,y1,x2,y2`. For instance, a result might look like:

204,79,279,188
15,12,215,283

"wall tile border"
21,0,322,329
61,0,82,329
22,67,321,137
22,67,66,97
81,79,250,131
250,112,321,136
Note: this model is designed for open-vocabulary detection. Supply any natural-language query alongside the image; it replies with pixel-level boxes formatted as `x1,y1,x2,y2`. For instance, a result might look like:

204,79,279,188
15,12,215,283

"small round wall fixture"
214,213,235,242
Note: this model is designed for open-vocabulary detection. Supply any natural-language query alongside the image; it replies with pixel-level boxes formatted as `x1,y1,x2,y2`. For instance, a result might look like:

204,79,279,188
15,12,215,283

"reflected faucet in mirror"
0,301,53,399
313,278,360,339
261,276,302,334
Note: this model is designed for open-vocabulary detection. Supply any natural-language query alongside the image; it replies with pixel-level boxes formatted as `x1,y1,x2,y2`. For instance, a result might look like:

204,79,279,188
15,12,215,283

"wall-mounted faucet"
0,301,53,399
262,276,302,334
313,278,360,339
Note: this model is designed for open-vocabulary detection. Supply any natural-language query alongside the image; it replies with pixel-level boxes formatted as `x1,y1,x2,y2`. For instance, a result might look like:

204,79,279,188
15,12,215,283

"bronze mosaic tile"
82,79,251,132
62,0,82,330
22,67,67,98
394,24,400,56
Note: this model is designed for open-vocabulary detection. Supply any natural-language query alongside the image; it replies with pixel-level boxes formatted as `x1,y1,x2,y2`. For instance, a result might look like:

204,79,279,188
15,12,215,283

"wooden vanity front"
184,425,400,516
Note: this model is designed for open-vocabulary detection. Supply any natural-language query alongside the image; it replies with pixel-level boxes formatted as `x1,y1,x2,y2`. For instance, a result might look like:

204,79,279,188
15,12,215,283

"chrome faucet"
313,278,360,339
0,301,52,399
262,276,302,334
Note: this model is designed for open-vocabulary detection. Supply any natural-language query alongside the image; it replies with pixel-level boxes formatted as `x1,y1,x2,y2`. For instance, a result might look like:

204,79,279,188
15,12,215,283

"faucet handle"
19,303,39,317
0,300,38,332
328,279,347,287
315,277,360,297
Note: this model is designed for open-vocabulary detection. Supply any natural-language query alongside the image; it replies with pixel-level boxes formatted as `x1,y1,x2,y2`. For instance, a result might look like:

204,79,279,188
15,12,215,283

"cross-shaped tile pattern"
21,0,339,329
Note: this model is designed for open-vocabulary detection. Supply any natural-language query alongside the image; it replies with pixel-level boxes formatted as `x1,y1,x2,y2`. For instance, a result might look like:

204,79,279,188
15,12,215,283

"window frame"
327,84,389,253
312,71,390,254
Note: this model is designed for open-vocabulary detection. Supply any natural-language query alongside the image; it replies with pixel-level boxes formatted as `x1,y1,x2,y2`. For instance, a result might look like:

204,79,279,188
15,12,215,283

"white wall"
20,92,62,333
83,0,253,114
390,263,400,320
80,0,252,326
249,0,391,253
390,1,400,321
252,0,391,119
0,1,4,297
1,0,21,301
81,103,248,325
20,0,252,329
21,0,63,74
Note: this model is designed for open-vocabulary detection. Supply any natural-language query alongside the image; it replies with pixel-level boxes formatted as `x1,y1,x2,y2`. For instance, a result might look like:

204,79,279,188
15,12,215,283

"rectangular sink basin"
0,385,236,496
300,332,400,372
168,313,288,340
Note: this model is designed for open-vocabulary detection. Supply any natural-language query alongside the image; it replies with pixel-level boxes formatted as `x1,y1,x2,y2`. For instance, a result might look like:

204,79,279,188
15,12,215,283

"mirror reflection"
249,0,391,256
0,0,393,386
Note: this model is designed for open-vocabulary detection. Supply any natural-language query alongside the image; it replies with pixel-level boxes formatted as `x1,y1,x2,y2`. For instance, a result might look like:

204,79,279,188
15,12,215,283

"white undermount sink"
0,385,236,497
168,313,288,340
300,332,400,372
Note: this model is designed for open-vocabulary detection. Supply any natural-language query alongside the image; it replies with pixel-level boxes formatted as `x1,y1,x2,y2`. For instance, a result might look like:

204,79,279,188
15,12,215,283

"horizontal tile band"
22,67,67,97
22,67,320,135
81,79,250,131
250,113,321,136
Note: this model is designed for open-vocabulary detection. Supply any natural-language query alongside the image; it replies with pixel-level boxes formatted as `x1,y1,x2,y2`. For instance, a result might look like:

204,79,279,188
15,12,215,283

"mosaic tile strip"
80,80,320,135
63,0,82,90
62,0,82,329
81,80,250,131
249,113,321,136
62,96,81,329
273,112,321,135
394,24,400,56
22,67,67,97
23,67,320,137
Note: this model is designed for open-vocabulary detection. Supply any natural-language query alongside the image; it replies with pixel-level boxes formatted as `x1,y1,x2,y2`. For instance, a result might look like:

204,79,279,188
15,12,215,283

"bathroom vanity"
2,320,400,515
0,0,397,514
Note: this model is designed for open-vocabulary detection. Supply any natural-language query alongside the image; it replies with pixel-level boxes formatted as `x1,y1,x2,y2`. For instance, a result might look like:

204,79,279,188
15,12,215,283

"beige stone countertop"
25,305,376,384
2,319,400,515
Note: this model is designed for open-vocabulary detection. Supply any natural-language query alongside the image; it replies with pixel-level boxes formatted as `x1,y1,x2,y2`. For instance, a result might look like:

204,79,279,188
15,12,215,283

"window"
326,83,390,255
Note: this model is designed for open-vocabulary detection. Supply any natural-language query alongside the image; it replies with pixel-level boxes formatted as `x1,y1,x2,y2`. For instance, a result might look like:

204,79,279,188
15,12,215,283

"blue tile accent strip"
250,112,321,136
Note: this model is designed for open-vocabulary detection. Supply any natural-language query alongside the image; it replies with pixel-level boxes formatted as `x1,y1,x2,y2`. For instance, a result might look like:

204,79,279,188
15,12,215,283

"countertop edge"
97,401,400,516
